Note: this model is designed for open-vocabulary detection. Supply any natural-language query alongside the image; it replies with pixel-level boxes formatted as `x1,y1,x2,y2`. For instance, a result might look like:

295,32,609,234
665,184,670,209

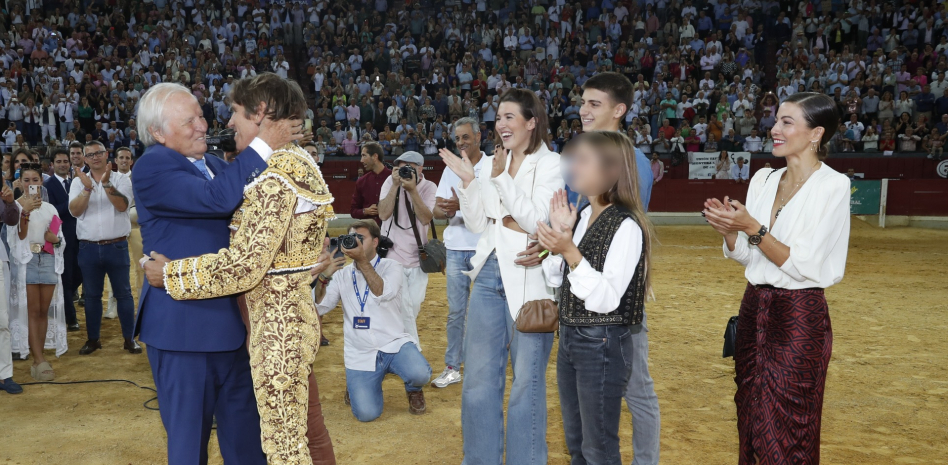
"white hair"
137,83,197,147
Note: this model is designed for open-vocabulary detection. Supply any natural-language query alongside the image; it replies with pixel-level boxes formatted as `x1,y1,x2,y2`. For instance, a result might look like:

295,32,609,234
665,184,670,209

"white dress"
8,202,67,359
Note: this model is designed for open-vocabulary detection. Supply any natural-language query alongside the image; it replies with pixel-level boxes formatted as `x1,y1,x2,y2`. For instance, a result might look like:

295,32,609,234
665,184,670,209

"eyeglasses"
84,150,108,159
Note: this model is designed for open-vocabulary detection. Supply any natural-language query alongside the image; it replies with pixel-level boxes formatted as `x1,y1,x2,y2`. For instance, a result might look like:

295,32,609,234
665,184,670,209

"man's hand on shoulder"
258,117,306,150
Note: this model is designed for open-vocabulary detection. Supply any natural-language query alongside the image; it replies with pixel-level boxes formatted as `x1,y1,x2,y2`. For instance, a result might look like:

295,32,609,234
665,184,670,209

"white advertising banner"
688,151,753,179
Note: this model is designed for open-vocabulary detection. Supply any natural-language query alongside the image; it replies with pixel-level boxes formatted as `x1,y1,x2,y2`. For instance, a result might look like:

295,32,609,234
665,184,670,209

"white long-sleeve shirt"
316,258,413,371
724,165,850,289
542,206,642,314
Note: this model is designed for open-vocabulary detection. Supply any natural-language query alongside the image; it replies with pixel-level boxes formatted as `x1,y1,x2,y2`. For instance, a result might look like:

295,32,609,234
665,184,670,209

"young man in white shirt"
430,118,486,389
68,141,139,355
316,220,431,421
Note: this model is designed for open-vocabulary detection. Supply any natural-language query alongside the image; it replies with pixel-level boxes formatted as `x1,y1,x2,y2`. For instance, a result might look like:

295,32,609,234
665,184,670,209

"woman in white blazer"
440,89,562,465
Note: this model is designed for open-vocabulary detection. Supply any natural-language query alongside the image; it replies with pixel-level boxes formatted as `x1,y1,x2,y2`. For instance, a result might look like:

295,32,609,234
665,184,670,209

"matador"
161,144,333,464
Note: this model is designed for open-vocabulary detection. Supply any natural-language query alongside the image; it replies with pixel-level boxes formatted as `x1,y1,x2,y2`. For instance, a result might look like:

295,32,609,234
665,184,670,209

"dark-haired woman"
704,92,851,465
439,88,562,465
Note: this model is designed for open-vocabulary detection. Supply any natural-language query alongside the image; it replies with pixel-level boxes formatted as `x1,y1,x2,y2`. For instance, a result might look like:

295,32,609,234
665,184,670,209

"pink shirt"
379,175,437,268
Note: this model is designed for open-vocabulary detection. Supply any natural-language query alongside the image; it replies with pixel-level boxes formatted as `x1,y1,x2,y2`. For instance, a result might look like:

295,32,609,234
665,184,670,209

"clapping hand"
548,189,577,232
438,147,475,185
75,167,93,190
363,203,379,216
0,184,13,203
491,146,508,178
703,196,759,237
536,220,576,256
437,188,460,217
101,162,113,184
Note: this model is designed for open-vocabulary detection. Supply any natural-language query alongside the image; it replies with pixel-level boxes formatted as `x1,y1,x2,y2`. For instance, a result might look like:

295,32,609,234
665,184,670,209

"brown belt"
80,237,127,245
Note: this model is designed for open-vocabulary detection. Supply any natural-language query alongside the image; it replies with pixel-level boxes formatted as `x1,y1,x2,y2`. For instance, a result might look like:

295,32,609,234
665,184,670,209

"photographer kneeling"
377,151,436,349
316,220,432,421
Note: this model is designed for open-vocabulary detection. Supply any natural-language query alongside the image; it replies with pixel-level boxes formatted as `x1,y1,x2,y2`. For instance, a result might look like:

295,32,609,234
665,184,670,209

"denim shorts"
26,252,58,285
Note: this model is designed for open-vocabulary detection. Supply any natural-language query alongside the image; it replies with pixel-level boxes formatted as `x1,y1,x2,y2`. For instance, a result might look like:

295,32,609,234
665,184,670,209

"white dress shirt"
68,171,134,241
436,153,487,251
730,163,750,181
316,257,413,371
542,206,642,313
724,165,850,289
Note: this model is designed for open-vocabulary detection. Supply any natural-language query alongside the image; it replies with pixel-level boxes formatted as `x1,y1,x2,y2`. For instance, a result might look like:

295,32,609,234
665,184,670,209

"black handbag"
722,315,738,358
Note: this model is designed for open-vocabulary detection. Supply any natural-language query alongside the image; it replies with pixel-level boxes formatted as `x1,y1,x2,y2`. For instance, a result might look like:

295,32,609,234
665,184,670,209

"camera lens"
398,165,415,179
340,234,358,250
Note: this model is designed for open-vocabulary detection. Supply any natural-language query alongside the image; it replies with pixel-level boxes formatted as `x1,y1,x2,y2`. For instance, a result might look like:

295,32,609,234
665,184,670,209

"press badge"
353,317,371,329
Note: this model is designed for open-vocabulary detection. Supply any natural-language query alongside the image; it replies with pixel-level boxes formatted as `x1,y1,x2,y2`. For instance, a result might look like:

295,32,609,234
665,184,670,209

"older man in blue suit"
131,82,301,464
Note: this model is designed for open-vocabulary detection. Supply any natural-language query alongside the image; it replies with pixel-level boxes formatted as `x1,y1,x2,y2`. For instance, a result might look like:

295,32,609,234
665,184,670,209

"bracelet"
568,258,582,272
317,273,332,284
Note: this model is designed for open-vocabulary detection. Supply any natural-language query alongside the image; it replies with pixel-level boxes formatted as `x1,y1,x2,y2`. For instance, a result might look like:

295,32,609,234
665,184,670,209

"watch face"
748,235,762,246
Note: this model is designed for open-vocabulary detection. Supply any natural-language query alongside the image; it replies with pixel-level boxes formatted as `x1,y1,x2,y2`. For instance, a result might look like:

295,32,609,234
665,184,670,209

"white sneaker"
431,367,462,388
104,298,118,319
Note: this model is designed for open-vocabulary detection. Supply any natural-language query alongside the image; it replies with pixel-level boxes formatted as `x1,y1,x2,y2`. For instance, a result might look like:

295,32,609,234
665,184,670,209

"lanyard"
351,255,381,314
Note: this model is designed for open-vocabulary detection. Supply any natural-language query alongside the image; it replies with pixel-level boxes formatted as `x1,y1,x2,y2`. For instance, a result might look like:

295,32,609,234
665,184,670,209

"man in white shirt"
743,128,763,152
730,156,750,183
317,220,431,421
430,118,485,389
272,52,289,79
68,141,139,355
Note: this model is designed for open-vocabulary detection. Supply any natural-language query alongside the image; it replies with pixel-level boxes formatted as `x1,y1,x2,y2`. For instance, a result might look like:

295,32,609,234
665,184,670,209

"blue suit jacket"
44,175,78,246
132,144,268,352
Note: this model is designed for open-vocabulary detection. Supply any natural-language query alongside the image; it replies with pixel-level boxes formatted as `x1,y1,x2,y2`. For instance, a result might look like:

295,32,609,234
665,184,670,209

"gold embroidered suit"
163,144,333,464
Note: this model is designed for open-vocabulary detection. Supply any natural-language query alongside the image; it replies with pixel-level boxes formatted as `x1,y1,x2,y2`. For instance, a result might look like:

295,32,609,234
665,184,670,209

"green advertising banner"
850,180,881,215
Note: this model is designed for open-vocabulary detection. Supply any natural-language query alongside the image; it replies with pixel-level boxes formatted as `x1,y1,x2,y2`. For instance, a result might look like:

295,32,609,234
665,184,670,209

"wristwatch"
748,225,768,246
102,182,114,189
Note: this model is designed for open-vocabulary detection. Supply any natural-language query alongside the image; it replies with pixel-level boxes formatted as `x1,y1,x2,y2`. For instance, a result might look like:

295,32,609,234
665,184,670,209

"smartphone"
29,185,38,196
13,169,20,180
304,119,313,132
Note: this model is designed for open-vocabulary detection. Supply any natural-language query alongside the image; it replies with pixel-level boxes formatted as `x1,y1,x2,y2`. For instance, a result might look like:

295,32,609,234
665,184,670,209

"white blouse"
543,206,642,314
724,164,850,289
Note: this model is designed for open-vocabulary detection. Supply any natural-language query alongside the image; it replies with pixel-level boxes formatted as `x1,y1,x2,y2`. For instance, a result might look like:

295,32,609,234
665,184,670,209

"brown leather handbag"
513,165,558,334
515,299,559,333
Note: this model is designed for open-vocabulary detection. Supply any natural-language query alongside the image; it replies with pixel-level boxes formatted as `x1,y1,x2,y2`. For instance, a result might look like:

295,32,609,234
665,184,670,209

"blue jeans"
558,324,636,465
461,254,554,465
445,249,475,368
624,312,661,465
345,342,431,422
78,240,135,340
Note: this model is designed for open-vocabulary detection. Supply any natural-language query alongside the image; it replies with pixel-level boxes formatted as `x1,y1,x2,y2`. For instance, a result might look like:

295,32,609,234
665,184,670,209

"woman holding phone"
704,93,850,464
439,88,562,465
7,163,67,379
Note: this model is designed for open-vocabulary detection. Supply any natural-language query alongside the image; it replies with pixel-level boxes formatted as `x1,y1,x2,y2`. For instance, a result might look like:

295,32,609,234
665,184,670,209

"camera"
205,129,237,152
398,165,416,180
338,233,364,250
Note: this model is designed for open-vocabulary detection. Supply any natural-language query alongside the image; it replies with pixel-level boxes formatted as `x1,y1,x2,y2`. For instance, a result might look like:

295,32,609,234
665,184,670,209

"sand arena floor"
2,222,946,464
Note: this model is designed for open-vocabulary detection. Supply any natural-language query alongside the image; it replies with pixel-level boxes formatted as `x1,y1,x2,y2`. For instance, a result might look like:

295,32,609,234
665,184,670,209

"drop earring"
811,140,819,152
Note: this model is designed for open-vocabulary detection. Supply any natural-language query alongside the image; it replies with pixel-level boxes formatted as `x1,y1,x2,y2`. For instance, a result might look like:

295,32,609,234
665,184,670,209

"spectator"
715,152,732,180
44,149,81,332
351,142,391,226
315,220,431,421
430,118,485,389
378,151,436,349
862,127,880,152
730,156,749,183
0,181,22,393
650,153,664,183
68,141,139,356
898,128,921,152
8,163,66,380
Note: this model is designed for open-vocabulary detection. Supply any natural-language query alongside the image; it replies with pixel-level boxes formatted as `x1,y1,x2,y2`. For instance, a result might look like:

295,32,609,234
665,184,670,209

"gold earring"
811,141,819,152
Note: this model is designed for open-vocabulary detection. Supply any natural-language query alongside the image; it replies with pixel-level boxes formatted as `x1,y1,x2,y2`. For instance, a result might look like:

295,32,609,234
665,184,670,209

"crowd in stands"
0,0,945,168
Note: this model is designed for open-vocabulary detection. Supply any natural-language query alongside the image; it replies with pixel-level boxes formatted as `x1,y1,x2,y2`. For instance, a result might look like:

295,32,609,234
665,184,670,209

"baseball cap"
395,151,424,166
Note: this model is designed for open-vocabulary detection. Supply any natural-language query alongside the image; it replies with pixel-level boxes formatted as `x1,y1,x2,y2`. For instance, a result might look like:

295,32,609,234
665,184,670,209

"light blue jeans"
624,312,661,465
345,342,431,422
461,253,554,465
444,250,475,369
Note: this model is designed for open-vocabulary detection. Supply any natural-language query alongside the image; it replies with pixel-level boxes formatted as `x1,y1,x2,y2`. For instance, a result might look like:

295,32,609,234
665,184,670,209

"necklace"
775,161,821,220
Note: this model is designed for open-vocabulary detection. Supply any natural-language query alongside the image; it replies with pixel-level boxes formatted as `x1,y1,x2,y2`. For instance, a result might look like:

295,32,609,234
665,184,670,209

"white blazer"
456,144,563,319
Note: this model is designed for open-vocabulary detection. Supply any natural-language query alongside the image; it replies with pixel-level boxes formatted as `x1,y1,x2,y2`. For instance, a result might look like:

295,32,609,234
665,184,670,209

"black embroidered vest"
559,205,646,327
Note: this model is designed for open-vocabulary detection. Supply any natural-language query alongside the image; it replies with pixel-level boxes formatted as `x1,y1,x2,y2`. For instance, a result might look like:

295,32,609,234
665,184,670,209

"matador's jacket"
162,144,333,464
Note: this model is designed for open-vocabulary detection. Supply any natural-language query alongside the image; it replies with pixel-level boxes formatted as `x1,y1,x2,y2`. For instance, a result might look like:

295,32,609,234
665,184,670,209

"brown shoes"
407,390,427,415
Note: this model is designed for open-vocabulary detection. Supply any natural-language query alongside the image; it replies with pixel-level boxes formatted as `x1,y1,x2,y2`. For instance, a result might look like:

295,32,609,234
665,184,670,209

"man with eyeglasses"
67,141,139,356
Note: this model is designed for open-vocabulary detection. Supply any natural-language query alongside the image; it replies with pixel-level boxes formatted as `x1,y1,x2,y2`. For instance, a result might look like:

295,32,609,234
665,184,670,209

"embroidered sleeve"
165,175,297,301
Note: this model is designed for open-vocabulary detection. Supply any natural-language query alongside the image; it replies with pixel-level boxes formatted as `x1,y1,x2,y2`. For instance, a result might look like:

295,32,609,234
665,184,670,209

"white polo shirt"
68,170,134,241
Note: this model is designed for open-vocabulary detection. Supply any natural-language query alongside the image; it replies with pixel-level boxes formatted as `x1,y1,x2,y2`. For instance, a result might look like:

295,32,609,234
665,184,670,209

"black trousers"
62,240,82,325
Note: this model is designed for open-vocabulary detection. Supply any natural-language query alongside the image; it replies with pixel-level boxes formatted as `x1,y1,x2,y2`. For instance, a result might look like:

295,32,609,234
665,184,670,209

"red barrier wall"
323,159,945,217
885,180,948,216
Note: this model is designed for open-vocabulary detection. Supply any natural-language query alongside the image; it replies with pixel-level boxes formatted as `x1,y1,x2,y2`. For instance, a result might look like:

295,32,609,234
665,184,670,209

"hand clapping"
438,147,476,185
548,189,577,232
703,196,759,237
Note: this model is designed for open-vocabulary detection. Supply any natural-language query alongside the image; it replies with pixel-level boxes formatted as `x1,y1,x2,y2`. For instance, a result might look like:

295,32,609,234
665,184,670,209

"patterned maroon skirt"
734,283,833,465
